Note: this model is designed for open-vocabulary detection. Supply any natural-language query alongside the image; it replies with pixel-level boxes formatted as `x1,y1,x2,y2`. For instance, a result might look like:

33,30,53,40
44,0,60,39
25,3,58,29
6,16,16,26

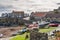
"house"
45,7,60,22
0,11,25,26
45,13,60,22
30,11,60,22
1,11,25,18
11,11,24,18
30,12,47,21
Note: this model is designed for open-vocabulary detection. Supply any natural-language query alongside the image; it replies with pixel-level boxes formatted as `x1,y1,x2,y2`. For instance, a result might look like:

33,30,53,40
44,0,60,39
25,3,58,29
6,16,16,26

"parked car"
18,28,28,34
49,21,60,27
12,28,28,36
49,23,58,27
38,21,50,28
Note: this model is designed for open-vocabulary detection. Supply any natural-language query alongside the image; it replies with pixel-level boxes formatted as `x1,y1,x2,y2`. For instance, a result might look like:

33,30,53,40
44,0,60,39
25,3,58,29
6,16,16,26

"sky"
0,0,60,16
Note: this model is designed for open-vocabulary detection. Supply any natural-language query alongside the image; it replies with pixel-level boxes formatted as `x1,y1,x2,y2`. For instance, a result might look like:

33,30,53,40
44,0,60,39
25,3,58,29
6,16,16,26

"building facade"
11,11,24,18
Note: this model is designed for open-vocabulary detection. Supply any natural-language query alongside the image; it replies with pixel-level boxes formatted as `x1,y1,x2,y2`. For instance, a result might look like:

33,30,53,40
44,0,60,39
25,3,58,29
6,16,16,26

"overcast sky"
0,0,60,15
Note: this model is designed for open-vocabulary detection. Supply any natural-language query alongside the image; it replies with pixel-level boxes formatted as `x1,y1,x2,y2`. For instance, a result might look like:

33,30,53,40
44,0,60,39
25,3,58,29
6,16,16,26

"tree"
54,9,58,13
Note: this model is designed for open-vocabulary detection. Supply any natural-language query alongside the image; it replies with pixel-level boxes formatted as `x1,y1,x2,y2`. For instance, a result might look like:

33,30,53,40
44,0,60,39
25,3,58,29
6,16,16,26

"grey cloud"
0,0,60,13
13,0,19,1
0,5,13,12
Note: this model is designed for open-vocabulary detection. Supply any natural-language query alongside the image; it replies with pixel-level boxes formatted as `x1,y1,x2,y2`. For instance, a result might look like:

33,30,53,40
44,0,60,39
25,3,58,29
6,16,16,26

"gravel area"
0,26,22,38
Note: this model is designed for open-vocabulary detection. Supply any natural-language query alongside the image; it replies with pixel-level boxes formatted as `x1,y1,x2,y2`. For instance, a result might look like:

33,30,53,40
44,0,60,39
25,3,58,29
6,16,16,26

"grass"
10,33,30,40
10,35,25,40
39,27,57,33
10,27,57,40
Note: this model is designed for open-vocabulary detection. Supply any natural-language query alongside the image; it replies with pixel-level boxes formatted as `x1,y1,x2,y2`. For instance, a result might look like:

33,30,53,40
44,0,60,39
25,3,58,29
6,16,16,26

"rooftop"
31,12,47,17
12,11,24,13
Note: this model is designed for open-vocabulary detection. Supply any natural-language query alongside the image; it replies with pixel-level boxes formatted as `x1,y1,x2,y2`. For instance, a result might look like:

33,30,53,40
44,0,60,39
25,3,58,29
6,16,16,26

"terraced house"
12,11,24,18
0,11,25,26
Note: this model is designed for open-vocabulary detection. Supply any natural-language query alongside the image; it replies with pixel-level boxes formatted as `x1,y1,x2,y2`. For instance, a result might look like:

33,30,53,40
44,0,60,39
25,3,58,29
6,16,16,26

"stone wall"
30,31,48,40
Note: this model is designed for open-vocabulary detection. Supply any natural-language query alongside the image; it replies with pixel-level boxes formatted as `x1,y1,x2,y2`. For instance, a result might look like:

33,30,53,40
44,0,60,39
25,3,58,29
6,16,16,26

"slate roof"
12,11,24,14
45,13,60,18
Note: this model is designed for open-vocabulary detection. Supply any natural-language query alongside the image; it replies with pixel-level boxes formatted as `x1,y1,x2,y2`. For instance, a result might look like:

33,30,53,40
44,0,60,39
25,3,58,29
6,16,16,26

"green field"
10,27,57,40
39,27,57,33
10,35,25,40
10,33,30,40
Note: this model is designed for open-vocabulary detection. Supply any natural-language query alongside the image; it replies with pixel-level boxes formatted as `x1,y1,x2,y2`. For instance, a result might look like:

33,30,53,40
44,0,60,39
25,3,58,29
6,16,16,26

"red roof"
33,12,47,17
12,10,24,13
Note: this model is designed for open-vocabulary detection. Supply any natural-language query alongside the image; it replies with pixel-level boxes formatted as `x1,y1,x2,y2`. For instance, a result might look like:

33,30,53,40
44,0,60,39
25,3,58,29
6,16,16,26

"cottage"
12,11,24,18
30,12,47,21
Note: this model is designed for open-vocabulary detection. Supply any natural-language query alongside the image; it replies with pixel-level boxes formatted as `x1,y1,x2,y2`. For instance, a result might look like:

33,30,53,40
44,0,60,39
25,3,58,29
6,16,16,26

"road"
0,37,10,40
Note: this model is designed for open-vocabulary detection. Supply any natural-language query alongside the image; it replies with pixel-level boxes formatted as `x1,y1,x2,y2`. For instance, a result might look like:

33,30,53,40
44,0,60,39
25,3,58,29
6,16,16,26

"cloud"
0,0,60,13
12,0,60,12
0,5,13,12
0,0,13,13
